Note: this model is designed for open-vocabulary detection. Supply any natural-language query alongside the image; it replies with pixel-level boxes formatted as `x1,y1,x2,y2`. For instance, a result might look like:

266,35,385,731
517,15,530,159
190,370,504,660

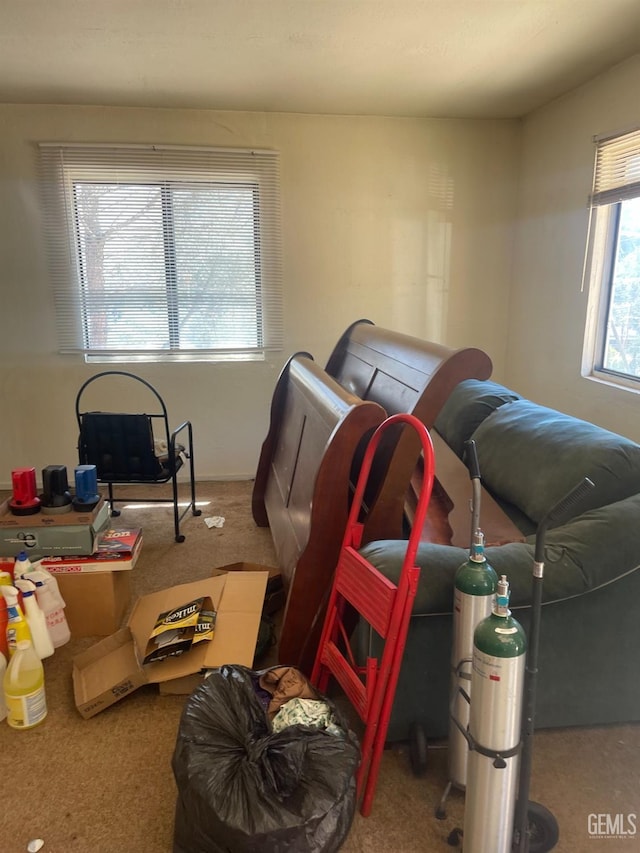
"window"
584,128,640,386
39,144,283,362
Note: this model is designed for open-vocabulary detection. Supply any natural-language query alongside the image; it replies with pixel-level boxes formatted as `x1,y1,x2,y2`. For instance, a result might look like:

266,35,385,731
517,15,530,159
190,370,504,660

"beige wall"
509,55,640,441
0,105,519,485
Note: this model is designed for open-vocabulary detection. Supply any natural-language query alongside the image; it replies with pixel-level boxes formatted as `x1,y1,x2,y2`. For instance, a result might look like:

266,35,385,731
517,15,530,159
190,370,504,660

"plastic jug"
4,639,47,729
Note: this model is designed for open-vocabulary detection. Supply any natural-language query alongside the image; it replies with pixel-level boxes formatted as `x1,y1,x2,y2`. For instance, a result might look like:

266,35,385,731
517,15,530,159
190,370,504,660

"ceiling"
2,1,640,119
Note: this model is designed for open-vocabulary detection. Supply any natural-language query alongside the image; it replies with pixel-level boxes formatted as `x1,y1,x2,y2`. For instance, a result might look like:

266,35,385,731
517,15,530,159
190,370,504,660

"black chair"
75,371,201,542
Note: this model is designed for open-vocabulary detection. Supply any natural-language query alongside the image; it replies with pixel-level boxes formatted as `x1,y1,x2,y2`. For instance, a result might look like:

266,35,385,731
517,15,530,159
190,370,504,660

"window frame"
39,144,283,364
582,128,640,391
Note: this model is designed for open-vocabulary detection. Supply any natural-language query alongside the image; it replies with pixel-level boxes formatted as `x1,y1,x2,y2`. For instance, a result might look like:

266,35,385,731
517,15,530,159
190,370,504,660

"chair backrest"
79,412,163,481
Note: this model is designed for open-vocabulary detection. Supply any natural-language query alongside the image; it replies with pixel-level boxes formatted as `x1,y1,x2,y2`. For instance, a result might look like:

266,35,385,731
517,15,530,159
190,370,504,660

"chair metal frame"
75,370,201,542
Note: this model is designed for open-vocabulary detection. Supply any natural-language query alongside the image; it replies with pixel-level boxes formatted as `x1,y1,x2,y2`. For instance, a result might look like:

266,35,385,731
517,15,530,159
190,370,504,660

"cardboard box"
220,561,284,615
73,569,269,719
0,498,106,528
57,570,132,638
40,529,143,574
156,561,282,696
0,499,110,558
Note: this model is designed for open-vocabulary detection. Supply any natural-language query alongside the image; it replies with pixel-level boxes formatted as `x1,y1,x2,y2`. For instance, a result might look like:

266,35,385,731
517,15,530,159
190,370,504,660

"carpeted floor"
1,481,638,853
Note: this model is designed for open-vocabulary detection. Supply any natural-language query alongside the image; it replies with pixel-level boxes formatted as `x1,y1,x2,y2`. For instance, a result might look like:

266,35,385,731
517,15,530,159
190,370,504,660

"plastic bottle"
0,599,8,661
27,570,71,648
14,551,34,579
0,652,7,722
4,639,47,729
2,566,23,611
0,571,15,635
14,579,54,660
0,586,32,656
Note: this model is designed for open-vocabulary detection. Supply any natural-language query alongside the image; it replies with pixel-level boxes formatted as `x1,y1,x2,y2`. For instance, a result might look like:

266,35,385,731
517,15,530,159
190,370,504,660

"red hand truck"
311,412,435,817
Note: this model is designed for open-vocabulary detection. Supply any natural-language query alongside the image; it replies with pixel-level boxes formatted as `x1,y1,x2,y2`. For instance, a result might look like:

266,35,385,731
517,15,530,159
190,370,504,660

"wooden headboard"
325,319,493,543
253,322,493,672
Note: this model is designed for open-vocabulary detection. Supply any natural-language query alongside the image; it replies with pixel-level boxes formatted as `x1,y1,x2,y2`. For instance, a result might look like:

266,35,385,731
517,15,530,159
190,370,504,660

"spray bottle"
15,579,54,660
14,550,34,580
27,570,70,648
0,586,33,656
4,638,47,729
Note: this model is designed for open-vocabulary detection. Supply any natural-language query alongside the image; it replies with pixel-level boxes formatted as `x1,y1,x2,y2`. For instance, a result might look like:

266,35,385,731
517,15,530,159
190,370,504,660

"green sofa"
357,379,640,741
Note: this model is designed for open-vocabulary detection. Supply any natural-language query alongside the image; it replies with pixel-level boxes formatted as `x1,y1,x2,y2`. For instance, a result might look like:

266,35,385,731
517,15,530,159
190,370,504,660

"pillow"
472,399,640,523
434,379,522,458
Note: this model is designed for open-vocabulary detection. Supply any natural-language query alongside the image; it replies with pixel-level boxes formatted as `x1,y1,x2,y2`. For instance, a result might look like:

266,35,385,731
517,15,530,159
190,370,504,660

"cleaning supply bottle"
1,570,17,630
4,639,47,729
14,579,54,660
0,652,7,722
28,570,70,648
0,598,8,661
0,586,32,656
14,551,34,580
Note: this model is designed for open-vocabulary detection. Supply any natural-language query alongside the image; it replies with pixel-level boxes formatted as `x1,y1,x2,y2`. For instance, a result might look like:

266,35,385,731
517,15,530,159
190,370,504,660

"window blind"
590,127,640,207
39,144,283,361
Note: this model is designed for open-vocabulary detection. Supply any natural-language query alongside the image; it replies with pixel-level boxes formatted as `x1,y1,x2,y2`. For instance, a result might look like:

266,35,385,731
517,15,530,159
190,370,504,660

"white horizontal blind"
39,144,283,360
590,128,640,207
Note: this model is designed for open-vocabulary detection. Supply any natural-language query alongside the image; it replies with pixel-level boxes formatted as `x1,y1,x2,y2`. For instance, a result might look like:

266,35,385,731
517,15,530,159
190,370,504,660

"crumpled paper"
204,516,225,529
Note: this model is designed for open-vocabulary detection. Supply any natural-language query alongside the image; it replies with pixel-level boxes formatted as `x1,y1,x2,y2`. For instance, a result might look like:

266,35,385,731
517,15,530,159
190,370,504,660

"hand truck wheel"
521,800,560,852
408,721,428,777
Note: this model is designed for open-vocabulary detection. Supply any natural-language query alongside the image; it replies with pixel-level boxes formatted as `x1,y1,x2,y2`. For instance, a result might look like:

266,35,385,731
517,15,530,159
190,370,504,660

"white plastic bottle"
13,551,34,579
28,570,71,648
14,579,54,660
4,639,47,729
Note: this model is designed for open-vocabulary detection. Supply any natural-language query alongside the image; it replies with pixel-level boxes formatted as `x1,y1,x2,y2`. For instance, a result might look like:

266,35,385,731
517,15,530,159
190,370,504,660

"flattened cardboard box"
73,568,269,719
158,561,281,696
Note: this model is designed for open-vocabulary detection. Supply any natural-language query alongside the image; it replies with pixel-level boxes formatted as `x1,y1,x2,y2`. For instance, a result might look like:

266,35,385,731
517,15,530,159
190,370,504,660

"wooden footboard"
252,352,386,666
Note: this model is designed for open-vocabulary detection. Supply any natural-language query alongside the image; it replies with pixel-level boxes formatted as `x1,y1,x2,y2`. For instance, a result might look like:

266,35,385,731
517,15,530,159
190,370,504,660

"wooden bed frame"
325,319,493,544
252,352,386,665
253,321,493,670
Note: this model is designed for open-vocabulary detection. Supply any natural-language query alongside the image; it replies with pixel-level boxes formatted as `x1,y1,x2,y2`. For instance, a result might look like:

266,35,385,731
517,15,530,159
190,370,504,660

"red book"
40,529,143,574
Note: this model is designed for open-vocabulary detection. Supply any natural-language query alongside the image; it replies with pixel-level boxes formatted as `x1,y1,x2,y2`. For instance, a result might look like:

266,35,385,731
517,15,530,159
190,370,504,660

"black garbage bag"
172,664,361,853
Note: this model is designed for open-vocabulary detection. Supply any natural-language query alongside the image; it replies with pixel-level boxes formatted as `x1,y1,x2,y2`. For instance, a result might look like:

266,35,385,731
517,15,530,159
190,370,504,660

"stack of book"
39,528,143,575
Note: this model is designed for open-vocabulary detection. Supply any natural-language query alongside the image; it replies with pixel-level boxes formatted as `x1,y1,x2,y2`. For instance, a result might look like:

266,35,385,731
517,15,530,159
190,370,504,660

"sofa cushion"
434,379,522,458
359,493,640,616
472,399,640,524
542,492,640,592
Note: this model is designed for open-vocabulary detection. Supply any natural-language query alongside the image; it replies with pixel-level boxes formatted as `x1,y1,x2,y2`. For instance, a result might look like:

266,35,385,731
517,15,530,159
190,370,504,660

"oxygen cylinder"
463,575,526,853
448,530,498,791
